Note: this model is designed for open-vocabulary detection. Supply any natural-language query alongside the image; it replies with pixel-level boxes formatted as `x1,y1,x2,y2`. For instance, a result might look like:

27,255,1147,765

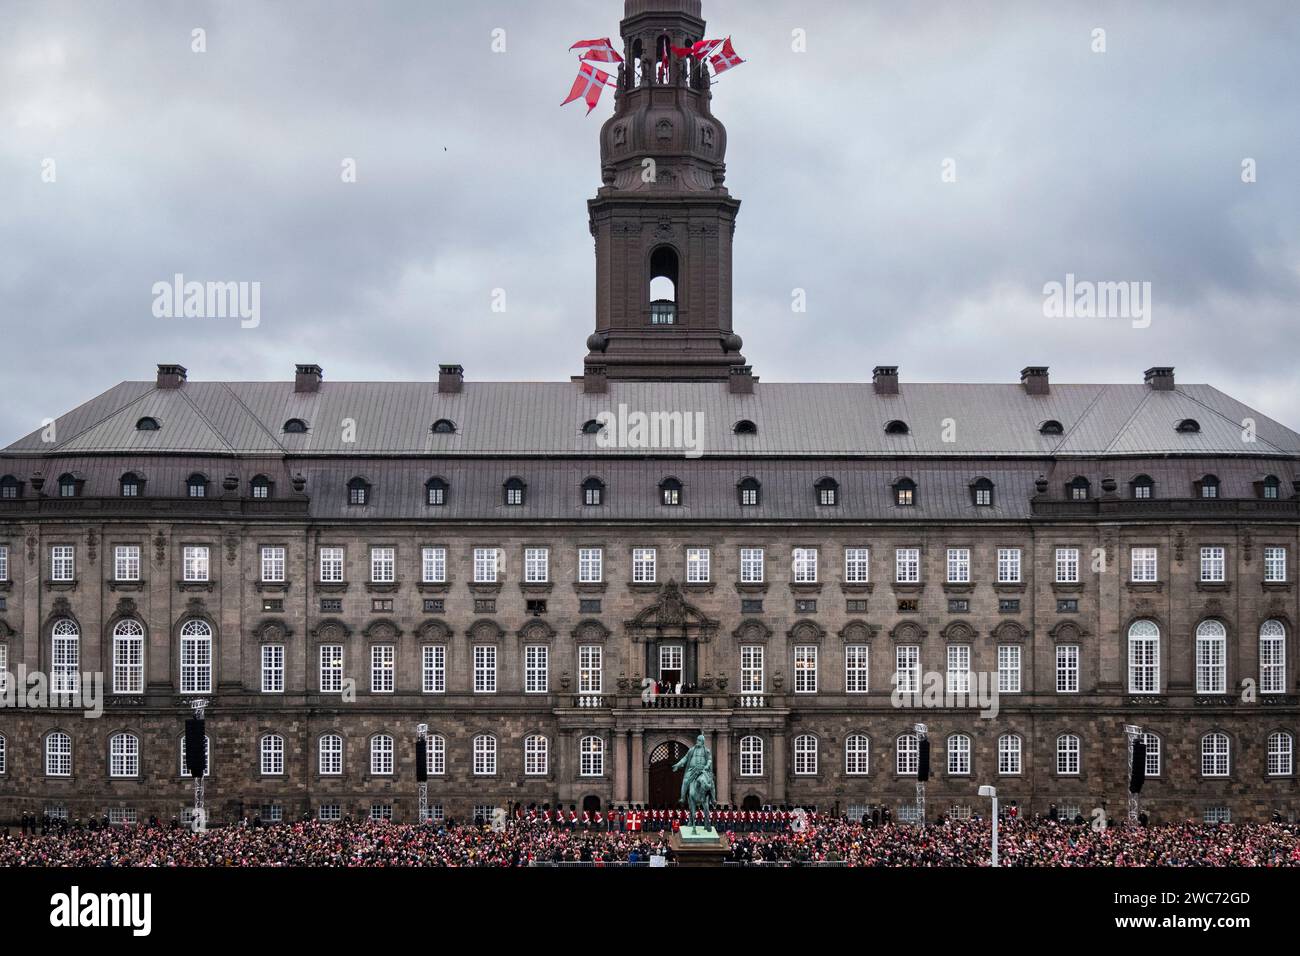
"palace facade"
2,0,1299,826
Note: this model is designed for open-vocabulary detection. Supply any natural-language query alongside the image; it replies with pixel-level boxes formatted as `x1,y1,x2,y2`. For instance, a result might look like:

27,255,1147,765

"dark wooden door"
648,740,688,807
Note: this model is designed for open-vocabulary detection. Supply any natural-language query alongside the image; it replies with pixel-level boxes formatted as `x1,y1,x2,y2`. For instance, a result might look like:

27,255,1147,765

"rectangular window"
183,546,209,582
261,546,286,583
422,547,446,584
111,545,140,582
474,645,497,693
793,548,818,583
370,547,395,583
996,548,1021,583
686,547,710,584
320,644,343,693
895,645,920,694
845,645,869,693
997,645,1021,693
844,548,870,584
578,547,603,583
112,631,143,694
1261,631,1286,695
1265,546,1287,583
524,645,548,693
794,645,817,693
740,645,764,694
0,644,6,695
1056,644,1079,693
0,545,7,582
370,645,394,693
579,645,603,694
1130,547,1157,583
319,547,344,583
51,545,75,582
1200,546,1226,582
740,548,764,584
998,736,1022,775
423,644,446,693
946,548,970,584
1055,548,1079,584
895,548,920,583
524,547,549,583
946,645,970,694
632,548,656,583
1196,633,1226,694
261,644,284,693
473,547,499,583
999,598,1021,613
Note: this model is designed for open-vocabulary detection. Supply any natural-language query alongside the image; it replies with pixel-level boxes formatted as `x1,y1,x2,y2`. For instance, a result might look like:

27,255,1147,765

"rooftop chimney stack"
294,364,323,393
156,364,187,389
1020,366,1050,395
438,364,464,394
1144,366,1175,391
872,366,899,396
728,365,755,395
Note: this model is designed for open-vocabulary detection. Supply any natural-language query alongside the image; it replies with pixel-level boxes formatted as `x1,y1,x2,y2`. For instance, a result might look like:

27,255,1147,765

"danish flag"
708,37,745,75
569,38,624,63
562,61,615,114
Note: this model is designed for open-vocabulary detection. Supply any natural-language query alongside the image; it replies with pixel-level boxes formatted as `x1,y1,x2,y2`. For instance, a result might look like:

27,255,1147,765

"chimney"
438,364,464,394
728,365,755,395
294,364,323,393
1020,366,1050,395
872,366,899,396
1144,366,1175,390
583,364,608,395
156,364,187,389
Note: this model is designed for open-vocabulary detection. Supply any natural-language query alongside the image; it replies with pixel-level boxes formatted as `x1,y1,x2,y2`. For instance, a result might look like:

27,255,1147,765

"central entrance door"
648,740,689,807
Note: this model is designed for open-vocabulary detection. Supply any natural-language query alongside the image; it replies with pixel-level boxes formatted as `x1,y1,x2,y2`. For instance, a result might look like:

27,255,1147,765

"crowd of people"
2,812,1299,867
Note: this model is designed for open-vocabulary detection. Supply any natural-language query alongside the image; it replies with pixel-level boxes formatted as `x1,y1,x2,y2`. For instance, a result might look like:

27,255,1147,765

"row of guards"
513,805,816,833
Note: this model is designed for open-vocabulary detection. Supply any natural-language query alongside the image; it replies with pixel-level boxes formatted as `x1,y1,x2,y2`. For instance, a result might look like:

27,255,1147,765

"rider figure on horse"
673,733,717,830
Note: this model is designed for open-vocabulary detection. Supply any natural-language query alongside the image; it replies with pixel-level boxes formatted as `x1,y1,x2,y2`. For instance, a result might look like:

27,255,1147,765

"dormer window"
186,474,208,498
432,419,457,435
58,473,80,498
884,420,910,436
1261,475,1281,500
733,420,757,436
581,419,605,435
0,475,21,500
738,477,761,507
1067,476,1090,501
120,473,143,497
250,475,272,499
135,416,160,431
347,477,370,506
660,477,683,507
815,477,839,507
894,477,917,507
283,419,309,434
1176,419,1201,434
504,477,526,506
1131,475,1154,500
970,477,994,507
1199,475,1220,499
582,477,604,507
1040,420,1064,436
426,477,448,506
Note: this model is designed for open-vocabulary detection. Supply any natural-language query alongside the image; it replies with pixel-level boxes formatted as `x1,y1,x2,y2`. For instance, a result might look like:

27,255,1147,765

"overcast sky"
2,0,1298,443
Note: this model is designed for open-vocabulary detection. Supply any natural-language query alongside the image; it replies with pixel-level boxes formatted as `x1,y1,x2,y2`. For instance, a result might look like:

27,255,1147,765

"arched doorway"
742,794,762,812
648,740,688,807
582,794,601,813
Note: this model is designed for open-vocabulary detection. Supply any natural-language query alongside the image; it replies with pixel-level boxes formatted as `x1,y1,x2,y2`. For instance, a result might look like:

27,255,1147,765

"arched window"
524,734,548,776
946,734,971,775
998,734,1022,775
111,619,144,694
346,476,370,506
1127,620,1160,694
582,477,604,507
1140,732,1161,777
649,246,678,324
427,734,446,776
260,734,284,775
179,619,213,694
896,734,919,775
739,735,763,776
1196,620,1227,694
0,734,6,774
884,420,910,436
659,477,682,506
180,735,211,777
109,732,139,778
135,416,160,431
186,473,208,498
370,734,394,775
814,477,838,507
1267,732,1294,776
1198,474,1220,499
319,734,343,776
894,477,916,507
738,476,760,507
1067,476,1090,501
1056,734,1081,775
250,475,272,499
51,619,80,695
473,734,497,775
57,473,80,498
1201,732,1230,777
282,418,308,434
0,475,21,500
733,419,757,435
425,476,448,506
793,734,817,775
845,734,869,775
1039,420,1064,436
580,735,604,777
504,477,526,506
1260,619,1287,695
581,419,605,435
120,472,143,497
1176,418,1201,434
1261,475,1282,500
45,731,72,777
970,477,994,507
431,419,457,434
1131,474,1154,499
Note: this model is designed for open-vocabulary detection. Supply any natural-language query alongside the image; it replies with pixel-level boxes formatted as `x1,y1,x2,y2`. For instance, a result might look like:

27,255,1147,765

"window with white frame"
320,644,343,693
896,734,918,775
183,546,209,582
261,644,284,693
1055,548,1079,583
739,735,763,776
578,547,603,583
895,547,921,583
740,645,764,694
1127,620,1160,694
52,619,80,694
844,547,870,583
1267,732,1294,776
427,735,446,775
740,547,764,584
370,804,392,822
319,546,344,582
180,735,210,777
423,645,445,693
793,734,817,775
261,734,284,775
260,546,286,583
0,645,6,695
997,644,1021,693
319,734,343,775
579,645,602,694
524,547,549,583
1196,620,1227,694
525,734,548,775
996,548,1021,583
474,645,497,693
1056,644,1079,693
686,547,710,583
1056,734,1080,775
793,547,818,583
580,735,604,776
179,620,212,694
319,805,341,822
947,734,971,775
0,544,7,581
1200,546,1226,582
1130,547,1157,583
370,644,394,693
632,548,656,583
946,548,970,584
946,645,970,694
895,645,920,694
51,545,75,582
113,545,140,582
1141,733,1161,777
112,619,144,694
473,547,499,583
524,645,549,693
659,645,683,684
473,734,496,775
794,645,817,694
422,546,446,584
845,734,869,775
370,547,395,583
109,733,139,777
998,734,1021,775
45,732,72,776
1265,546,1287,583
1260,620,1286,695
1201,732,1229,776
845,644,869,693
370,734,394,775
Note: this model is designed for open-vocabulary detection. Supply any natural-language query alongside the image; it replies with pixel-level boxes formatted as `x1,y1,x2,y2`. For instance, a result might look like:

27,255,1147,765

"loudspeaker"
415,737,428,782
184,718,207,779
917,738,931,782
1130,739,1147,794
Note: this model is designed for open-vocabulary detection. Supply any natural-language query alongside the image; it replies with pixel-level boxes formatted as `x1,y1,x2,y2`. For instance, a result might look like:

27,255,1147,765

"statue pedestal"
669,830,731,867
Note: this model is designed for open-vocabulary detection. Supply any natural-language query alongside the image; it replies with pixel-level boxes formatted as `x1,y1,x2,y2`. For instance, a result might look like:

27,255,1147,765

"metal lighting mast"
1124,723,1143,823
416,723,429,823
191,698,207,832
914,723,928,828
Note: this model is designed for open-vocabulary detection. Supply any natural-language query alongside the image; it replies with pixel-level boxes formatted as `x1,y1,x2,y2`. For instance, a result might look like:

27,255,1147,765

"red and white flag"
708,37,745,75
570,38,624,63
562,61,614,114
689,38,724,59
